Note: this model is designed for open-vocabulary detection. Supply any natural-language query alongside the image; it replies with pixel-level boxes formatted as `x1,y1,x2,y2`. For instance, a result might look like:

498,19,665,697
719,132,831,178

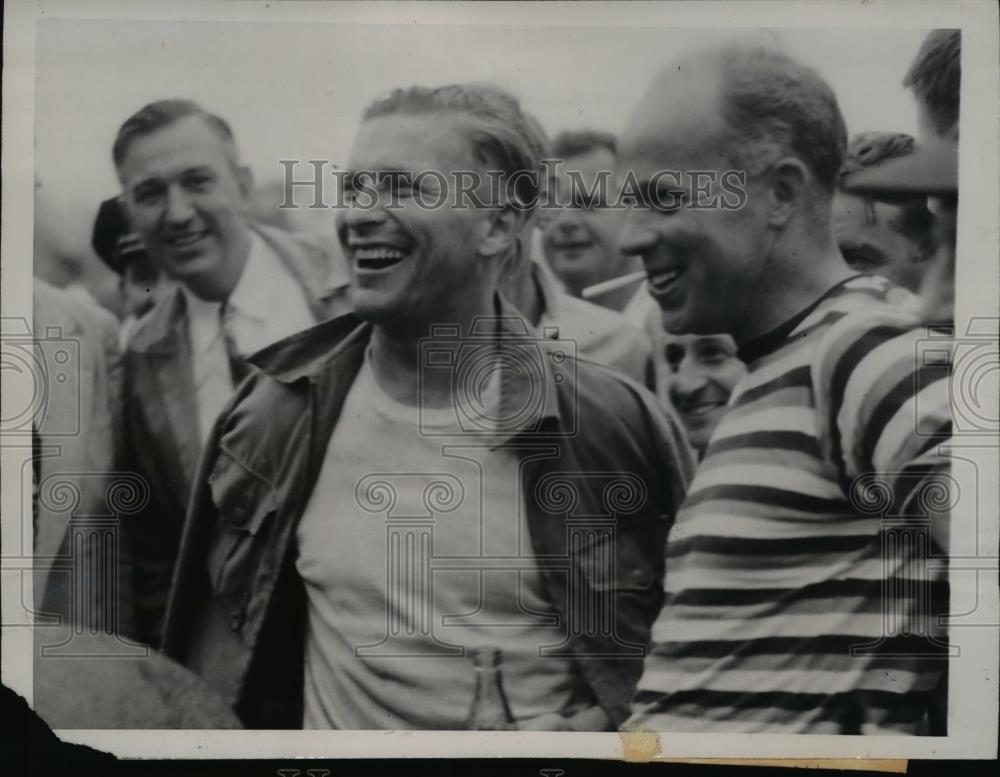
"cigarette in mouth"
581,270,647,300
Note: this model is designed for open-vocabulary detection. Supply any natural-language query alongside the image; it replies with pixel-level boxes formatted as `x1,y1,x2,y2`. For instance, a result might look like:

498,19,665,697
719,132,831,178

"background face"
833,191,928,291
337,114,495,329
118,116,251,295
662,331,745,452
541,147,632,295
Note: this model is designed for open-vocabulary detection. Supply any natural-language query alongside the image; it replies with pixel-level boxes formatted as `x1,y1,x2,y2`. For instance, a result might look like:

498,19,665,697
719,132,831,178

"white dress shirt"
183,232,316,442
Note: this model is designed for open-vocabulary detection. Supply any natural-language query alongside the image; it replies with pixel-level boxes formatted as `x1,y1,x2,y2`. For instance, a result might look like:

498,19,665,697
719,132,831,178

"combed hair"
551,129,617,160
903,29,961,136
112,99,237,168
362,83,543,209
666,44,847,192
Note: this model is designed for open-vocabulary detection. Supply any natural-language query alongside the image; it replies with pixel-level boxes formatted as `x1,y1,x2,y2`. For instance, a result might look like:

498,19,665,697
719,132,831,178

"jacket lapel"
132,290,202,502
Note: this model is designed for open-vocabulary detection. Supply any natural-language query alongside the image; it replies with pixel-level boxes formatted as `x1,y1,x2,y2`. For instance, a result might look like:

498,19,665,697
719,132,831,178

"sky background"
34,18,929,275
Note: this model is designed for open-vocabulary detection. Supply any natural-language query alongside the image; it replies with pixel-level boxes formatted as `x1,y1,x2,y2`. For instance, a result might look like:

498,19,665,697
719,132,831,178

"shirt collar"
179,284,221,355
737,274,868,364
225,231,273,324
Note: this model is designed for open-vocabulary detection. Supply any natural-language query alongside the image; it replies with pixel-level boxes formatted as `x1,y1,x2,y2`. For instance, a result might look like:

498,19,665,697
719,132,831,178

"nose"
549,206,586,234
162,184,196,226
339,197,389,235
669,361,709,404
617,211,658,257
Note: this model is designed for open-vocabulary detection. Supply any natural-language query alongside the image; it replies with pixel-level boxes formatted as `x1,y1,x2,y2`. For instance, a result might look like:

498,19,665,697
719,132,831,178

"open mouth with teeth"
352,245,411,272
647,266,683,296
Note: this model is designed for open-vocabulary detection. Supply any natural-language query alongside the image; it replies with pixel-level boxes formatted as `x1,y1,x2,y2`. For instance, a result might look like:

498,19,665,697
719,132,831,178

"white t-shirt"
295,349,585,729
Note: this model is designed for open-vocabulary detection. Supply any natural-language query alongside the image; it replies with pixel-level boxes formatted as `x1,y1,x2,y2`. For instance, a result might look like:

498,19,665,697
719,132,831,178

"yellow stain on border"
619,723,907,771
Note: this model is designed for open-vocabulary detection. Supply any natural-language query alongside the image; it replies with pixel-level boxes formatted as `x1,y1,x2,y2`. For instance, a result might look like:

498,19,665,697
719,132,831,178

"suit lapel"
133,291,202,503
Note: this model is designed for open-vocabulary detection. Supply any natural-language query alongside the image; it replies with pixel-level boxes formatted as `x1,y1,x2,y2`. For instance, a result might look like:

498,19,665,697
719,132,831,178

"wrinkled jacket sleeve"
610,386,695,720
562,368,695,727
160,382,250,690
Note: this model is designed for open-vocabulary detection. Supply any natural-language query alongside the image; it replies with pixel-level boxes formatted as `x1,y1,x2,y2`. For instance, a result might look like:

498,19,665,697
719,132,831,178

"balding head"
616,42,855,340
628,43,847,194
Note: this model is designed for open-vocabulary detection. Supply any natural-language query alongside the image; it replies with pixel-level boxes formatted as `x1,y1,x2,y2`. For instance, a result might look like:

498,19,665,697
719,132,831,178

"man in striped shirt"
617,43,952,734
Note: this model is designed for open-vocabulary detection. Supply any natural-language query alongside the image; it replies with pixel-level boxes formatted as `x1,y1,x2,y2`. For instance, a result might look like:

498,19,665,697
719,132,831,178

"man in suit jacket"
113,99,351,646
32,279,134,637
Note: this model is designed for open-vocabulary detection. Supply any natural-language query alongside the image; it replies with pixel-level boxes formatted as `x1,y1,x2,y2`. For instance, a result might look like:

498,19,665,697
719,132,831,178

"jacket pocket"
206,450,280,628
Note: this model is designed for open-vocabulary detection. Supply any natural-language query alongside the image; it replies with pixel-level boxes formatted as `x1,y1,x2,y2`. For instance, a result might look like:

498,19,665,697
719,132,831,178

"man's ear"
765,157,811,227
478,205,529,258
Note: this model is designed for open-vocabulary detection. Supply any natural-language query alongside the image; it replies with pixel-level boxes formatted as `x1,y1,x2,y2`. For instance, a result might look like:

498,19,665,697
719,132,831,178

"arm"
817,311,953,552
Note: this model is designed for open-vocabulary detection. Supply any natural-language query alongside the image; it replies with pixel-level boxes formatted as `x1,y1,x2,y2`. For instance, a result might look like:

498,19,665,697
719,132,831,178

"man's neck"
498,251,544,326
736,239,856,346
368,300,499,409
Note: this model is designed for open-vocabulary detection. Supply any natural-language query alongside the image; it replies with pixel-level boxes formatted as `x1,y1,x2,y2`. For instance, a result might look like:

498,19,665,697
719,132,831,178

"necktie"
220,302,252,386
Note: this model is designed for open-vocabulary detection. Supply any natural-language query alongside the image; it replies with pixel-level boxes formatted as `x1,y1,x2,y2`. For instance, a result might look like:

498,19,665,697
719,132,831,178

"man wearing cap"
619,43,952,734
834,132,939,294
843,29,960,324
91,196,174,347
114,99,351,647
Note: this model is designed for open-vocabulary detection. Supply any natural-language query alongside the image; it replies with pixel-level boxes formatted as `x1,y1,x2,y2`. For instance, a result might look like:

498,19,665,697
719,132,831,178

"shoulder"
554,292,649,343
554,344,670,435
34,280,118,339
549,293,653,382
254,223,349,282
549,346,695,495
810,278,929,383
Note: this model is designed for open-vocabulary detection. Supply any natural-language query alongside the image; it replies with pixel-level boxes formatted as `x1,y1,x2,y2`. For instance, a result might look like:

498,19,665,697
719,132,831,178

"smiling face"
336,113,501,330
117,115,252,301
833,192,928,292
616,75,774,338
541,147,633,296
662,330,745,453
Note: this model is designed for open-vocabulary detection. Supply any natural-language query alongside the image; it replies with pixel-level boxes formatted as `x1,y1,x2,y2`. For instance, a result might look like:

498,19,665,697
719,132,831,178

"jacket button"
631,568,652,588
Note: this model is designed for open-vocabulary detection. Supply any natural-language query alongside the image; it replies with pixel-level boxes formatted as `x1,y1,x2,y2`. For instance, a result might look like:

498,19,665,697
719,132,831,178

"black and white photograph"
2,0,998,763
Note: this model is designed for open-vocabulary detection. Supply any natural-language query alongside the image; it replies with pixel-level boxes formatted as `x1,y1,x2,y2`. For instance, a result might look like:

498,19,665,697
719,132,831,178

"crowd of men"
31,29,959,734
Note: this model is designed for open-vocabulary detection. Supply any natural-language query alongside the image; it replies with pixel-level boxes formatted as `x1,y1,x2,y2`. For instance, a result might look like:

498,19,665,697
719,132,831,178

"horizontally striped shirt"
632,275,952,735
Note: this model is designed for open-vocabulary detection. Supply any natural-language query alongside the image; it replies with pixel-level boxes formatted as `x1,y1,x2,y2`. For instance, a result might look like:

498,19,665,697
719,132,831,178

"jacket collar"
249,294,565,443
